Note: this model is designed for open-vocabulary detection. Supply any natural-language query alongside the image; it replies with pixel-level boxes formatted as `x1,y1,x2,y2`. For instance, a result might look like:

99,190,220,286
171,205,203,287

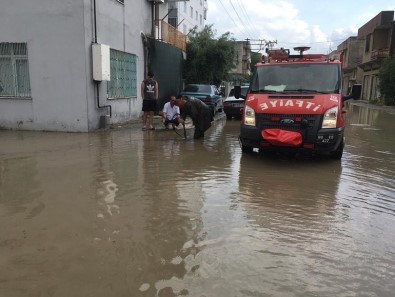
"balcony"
371,48,389,60
160,20,186,52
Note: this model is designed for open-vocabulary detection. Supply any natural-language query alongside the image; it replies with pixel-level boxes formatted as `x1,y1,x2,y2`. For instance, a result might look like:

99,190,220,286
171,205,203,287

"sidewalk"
108,115,195,131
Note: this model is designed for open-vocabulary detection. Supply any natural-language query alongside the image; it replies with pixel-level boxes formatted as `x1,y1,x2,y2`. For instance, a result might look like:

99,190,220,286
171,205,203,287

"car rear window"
241,87,248,96
228,87,248,97
183,85,211,93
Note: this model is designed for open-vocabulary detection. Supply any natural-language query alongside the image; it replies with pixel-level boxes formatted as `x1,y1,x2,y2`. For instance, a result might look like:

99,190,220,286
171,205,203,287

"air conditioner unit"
148,0,165,3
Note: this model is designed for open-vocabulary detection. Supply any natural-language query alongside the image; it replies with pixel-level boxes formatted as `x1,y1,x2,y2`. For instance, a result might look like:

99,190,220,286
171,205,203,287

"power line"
226,0,256,38
214,0,254,38
234,0,260,39
211,1,347,52
216,0,249,37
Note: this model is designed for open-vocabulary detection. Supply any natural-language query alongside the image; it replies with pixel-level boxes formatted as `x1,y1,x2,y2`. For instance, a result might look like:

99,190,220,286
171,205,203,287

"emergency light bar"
265,47,328,62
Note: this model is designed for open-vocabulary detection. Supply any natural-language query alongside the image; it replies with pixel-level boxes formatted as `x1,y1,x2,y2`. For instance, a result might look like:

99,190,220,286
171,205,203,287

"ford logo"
280,118,294,124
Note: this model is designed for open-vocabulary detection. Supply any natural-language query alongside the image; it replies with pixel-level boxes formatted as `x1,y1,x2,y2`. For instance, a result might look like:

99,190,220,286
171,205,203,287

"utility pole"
245,39,278,53
265,40,277,50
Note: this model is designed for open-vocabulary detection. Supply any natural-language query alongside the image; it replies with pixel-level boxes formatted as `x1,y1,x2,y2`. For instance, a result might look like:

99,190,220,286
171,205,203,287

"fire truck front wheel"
241,144,253,154
330,138,344,160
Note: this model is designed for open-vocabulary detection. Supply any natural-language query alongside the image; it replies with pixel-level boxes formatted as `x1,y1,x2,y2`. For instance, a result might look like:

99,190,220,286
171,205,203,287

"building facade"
0,0,186,132
168,0,207,36
337,37,364,94
337,11,395,102
356,11,394,102
231,41,251,81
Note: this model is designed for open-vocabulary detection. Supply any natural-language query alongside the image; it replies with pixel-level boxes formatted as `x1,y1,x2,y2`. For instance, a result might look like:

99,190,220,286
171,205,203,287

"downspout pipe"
93,0,112,118
141,32,149,79
151,2,155,37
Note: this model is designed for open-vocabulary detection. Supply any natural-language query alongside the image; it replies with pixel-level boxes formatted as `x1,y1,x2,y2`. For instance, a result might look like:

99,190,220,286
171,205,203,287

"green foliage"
183,25,236,86
250,52,262,73
246,52,262,83
378,57,395,105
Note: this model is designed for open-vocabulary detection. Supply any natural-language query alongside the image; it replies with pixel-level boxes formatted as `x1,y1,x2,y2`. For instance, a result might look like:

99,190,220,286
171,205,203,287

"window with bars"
0,42,31,98
108,49,137,99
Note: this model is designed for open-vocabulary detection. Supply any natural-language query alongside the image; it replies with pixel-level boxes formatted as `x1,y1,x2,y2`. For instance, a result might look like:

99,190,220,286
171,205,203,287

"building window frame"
107,49,137,99
0,42,31,99
365,34,371,53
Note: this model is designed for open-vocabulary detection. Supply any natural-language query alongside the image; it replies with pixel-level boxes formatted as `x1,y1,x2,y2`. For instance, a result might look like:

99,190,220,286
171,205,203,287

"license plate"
232,103,243,107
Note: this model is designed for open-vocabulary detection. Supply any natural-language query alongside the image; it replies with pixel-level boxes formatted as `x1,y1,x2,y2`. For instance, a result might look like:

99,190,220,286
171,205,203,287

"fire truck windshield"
250,64,341,94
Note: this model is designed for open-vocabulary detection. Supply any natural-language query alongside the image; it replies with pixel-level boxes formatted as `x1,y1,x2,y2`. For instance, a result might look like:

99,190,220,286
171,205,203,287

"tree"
378,57,395,105
183,25,236,86
248,52,262,83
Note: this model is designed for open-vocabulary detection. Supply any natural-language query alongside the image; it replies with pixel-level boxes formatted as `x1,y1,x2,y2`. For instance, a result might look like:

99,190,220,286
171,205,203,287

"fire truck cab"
236,47,361,159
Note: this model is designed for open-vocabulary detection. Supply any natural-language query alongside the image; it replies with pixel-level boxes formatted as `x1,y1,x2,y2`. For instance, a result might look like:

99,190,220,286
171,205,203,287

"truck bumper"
240,125,344,155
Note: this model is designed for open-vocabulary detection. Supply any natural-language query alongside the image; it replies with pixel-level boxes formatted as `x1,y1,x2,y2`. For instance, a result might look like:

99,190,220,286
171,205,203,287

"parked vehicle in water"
235,46,361,159
223,85,249,120
179,84,223,117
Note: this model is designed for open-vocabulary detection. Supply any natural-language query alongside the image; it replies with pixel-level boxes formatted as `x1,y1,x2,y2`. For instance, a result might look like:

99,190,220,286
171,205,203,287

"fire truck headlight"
244,105,256,126
322,106,338,129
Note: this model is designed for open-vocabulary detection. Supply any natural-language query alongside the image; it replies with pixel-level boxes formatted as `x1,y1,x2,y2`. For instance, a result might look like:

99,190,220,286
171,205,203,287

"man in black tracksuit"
177,95,213,139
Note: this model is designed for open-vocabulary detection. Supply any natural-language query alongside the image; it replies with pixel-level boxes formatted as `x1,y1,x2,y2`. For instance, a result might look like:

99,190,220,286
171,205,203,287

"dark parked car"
223,85,249,119
179,84,223,116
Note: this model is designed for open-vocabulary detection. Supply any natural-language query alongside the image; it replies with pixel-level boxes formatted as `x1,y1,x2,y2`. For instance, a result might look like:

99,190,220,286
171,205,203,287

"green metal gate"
148,39,184,109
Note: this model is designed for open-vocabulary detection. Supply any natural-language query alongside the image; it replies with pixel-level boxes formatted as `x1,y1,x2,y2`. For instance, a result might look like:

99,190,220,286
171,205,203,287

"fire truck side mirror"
234,86,245,99
344,84,361,101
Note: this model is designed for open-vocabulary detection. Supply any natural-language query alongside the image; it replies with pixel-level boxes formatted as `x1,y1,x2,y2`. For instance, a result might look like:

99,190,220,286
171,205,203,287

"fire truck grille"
257,114,322,142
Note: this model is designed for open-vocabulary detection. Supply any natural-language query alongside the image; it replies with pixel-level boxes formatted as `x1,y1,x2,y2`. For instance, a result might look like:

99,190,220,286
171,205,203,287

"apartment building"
358,11,395,102
168,0,207,36
337,11,395,102
0,0,186,132
230,41,251,82
337,37,364,94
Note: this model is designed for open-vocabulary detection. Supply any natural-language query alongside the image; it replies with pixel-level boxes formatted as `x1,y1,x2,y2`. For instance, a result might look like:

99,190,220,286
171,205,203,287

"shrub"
378,57,395,105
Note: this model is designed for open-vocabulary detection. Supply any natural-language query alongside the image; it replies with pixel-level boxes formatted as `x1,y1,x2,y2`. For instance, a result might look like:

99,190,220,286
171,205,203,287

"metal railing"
371,48,389,60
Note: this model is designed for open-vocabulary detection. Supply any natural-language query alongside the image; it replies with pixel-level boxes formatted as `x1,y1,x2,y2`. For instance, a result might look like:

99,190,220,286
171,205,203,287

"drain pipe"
93,0,112,120
141,32,149,78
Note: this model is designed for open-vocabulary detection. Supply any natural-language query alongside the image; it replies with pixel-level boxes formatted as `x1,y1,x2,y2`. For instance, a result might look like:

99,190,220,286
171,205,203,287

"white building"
168,0,207,36
0,0,186,132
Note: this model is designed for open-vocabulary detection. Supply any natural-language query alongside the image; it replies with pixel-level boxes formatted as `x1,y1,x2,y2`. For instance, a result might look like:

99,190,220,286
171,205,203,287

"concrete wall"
88,0,152,130
0,0,89,131
0,0,153,132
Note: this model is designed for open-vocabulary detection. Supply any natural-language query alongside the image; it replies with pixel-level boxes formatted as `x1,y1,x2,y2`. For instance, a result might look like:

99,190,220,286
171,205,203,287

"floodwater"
1,102,395,297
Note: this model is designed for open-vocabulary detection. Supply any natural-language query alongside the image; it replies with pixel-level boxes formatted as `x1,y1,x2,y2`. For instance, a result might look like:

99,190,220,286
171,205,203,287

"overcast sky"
206,0,395,54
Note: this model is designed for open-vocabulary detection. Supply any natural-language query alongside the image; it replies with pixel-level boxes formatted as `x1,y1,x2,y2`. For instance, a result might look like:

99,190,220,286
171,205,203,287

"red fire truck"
235,46,361,159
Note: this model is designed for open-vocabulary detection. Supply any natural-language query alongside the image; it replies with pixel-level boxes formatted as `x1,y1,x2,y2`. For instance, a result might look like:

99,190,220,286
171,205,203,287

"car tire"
330,138,344,160
241,144,253,154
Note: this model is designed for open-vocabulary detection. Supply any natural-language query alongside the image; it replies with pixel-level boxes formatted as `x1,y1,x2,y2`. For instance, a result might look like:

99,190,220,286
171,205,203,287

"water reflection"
1,105,395,296
0,157,42,216
344,102,395,216
345,102,395,160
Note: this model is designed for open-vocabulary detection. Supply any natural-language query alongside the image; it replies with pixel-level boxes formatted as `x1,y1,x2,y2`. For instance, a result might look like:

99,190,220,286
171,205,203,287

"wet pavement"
1,102,395,297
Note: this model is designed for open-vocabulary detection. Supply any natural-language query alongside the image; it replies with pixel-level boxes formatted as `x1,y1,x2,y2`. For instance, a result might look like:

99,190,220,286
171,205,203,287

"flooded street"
1,102,395,297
